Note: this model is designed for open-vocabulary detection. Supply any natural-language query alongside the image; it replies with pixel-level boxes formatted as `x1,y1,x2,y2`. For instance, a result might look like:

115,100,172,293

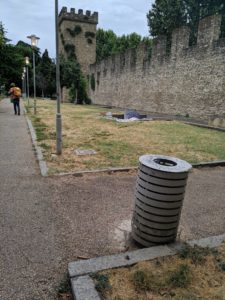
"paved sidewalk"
0,99,63,300
1,98,225,299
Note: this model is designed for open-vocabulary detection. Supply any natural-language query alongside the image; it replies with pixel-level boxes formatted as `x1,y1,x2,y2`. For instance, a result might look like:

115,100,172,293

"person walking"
9,83,21,115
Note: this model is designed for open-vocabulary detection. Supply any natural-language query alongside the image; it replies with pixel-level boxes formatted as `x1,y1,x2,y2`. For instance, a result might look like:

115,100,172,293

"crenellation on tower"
59,7,98,25
60,6,67,14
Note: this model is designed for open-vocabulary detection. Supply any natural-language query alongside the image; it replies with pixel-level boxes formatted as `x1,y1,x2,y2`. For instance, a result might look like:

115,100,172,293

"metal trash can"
132,154,192,247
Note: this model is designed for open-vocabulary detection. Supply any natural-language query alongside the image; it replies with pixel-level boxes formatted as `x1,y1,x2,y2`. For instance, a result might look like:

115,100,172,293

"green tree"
96,29,117,62
0,43,24,88
15,40,42,96
60,56,89,104
147,0,187,38
96,29,152,62
36,49,56,97
0,22,9,48
147,0,225,45
0,23,24,89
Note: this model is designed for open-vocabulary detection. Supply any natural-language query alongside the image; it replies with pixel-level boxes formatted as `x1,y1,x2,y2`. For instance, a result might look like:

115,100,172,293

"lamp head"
27,34,40,47
25,56,30,65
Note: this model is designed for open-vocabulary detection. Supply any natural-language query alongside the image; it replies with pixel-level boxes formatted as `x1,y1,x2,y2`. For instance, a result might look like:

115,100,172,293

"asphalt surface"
0,98,225,299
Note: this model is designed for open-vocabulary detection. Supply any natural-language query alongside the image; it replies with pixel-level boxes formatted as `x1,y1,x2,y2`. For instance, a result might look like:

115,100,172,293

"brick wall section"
89,15,225,119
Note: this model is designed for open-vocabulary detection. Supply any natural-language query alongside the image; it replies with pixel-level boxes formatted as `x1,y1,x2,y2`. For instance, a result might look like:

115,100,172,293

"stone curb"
69,233,225,300
52,160,225,178
25,115,48,177
68,245,176,278
54,167,138,177
192,160,225,168
71,276,100,300
184,121,225,132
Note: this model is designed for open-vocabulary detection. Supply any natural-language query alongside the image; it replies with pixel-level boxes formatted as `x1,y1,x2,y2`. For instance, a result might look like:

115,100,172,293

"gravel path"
0,98,225,299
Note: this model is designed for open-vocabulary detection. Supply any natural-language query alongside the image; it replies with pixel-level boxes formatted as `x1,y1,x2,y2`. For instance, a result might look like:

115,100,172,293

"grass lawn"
93,243,225,300
25,99,225,174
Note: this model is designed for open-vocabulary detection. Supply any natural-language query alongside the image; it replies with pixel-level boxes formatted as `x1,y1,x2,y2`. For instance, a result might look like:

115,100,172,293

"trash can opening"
154,158,177,167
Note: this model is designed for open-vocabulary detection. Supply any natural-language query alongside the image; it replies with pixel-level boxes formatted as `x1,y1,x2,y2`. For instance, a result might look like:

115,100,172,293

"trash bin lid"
139,154,192,173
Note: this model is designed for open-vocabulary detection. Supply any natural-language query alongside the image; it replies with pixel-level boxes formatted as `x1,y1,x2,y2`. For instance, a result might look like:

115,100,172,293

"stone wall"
59,7,98,76
89,15,225,119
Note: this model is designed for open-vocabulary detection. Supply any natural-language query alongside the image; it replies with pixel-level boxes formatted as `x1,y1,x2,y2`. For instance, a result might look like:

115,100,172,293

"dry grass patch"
93,243,225,300
26,99,225,174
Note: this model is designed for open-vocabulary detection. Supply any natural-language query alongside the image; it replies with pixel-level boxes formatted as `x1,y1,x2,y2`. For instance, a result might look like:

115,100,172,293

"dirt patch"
94,243,225,300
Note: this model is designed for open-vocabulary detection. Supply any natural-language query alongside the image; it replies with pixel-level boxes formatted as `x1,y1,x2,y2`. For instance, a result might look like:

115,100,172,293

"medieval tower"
58,7,98,76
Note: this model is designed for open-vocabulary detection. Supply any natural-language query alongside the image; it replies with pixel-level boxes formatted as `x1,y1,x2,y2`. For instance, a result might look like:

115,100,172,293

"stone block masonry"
89,15,225,119
59,7,98,76
58,7,98,102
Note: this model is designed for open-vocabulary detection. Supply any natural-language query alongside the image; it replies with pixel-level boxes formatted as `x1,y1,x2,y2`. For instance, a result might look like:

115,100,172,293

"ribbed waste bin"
132,154,192,247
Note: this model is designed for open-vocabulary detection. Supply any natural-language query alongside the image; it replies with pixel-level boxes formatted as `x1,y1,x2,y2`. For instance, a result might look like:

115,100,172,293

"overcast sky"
0,0,153,58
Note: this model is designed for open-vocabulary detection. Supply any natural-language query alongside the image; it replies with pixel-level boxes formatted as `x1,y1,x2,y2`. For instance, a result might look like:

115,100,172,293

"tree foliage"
0,22,9,48
0,26,28,90
36,50,55,97
0,24,45,94
147,0,187,37
60,56,89,104
96,29,152,62
0,23,56,97
147,0,225,44
0,44,24,88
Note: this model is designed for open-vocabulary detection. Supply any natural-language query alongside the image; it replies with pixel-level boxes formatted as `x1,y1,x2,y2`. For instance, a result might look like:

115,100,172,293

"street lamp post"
27,34,40,114
25,56,30,105
21,74,25,96
55,0,62,154
23,67,26,98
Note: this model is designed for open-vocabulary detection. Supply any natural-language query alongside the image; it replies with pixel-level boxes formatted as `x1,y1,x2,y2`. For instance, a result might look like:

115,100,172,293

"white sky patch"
0,0,153,57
